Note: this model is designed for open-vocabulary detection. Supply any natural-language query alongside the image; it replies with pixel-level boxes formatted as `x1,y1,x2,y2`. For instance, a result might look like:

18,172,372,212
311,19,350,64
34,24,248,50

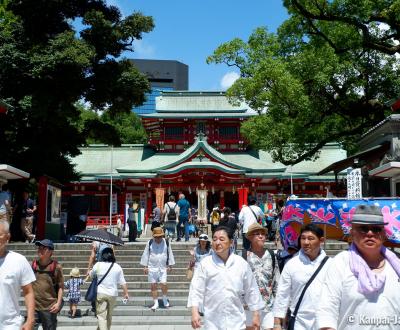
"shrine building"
63,91,346,225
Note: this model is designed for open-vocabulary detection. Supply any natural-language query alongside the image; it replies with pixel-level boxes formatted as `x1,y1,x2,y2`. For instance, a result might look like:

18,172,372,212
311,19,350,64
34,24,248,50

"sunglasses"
355,225,384,234
199,236,208,240
251,231,266,236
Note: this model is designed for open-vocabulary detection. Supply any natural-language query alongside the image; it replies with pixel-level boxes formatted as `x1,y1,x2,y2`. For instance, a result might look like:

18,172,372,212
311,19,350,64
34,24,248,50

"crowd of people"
1,194,400,330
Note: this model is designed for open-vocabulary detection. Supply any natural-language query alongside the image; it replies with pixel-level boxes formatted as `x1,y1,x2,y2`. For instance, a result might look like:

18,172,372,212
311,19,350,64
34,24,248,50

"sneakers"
163,298,170,308
150,301,159,310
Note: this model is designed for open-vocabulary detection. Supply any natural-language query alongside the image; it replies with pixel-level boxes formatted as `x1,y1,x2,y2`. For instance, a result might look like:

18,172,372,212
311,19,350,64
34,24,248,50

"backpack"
32,259,59,291
211,210,220,225
148,238,170,266
167,203,177,221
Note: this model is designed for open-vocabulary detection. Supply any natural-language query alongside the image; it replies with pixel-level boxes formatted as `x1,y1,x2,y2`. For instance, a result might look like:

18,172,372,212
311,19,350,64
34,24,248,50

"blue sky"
109,0,288,91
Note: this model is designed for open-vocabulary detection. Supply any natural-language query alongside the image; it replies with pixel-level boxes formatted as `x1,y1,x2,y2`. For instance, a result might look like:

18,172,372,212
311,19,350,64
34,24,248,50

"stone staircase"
10,239,349,329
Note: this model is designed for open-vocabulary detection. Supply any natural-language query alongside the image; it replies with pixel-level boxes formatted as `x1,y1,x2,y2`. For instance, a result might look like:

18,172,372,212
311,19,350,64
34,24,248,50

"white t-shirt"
0,251,36,329
316,251,400,330
238,205,265,233
140,238,176,270
91,262,126,297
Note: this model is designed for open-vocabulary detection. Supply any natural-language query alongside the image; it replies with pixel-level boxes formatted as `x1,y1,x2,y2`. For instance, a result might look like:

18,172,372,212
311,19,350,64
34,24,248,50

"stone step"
21,305,191,317
60,267,191,276
15,249,196,256
19,297,190,307
54,315,192,326
67,282,190,290
29,261,192,268
72,289,189,297
25,255,192,262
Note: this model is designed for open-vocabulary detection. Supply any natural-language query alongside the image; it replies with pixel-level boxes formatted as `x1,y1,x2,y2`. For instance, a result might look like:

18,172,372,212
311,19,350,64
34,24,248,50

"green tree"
208,0,400,165
76,104,147,145
0,0,153,182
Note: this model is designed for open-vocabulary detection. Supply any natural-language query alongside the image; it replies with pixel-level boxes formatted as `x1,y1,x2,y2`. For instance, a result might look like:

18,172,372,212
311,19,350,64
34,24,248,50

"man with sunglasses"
317,204,400,330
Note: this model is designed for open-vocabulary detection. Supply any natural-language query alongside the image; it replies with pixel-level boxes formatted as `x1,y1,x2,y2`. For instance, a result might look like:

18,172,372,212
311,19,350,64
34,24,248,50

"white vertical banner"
347,168,362,199
197,189,208,221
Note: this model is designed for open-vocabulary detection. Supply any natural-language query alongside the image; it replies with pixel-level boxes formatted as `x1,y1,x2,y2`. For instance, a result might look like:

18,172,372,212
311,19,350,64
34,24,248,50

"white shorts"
148,268,168,284
245,310,274,329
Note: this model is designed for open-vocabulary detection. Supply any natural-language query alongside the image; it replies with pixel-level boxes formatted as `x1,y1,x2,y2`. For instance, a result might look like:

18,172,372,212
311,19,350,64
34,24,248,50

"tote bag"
85,274,98,302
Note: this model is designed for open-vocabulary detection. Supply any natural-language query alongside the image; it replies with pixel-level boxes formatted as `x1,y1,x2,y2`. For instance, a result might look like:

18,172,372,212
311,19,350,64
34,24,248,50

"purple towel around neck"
349,243,400,294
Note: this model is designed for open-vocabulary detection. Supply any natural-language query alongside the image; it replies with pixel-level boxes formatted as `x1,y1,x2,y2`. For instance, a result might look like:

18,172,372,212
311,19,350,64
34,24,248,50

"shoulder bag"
287,256,329,330
85,262,114,302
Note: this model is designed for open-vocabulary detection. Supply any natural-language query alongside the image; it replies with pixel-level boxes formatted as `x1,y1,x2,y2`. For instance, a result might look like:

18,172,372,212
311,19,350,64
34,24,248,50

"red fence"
86,214,125,228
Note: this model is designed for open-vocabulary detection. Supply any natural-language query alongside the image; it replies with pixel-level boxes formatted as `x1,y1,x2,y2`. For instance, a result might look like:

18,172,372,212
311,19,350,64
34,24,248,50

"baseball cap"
35,239,54,250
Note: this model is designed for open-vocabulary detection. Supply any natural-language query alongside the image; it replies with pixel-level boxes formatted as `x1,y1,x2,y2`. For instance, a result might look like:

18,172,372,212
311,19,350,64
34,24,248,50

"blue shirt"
177,198,190,218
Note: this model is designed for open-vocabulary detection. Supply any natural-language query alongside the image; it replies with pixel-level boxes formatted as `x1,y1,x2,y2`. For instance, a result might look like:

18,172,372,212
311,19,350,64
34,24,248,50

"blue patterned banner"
282,199,400,244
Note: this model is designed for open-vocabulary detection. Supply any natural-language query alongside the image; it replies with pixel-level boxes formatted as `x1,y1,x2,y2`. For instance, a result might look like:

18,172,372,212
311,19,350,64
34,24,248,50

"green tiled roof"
71,145,151,176
257,143,347,177
158,160,245,175
116,135,285,174
70,140,347,182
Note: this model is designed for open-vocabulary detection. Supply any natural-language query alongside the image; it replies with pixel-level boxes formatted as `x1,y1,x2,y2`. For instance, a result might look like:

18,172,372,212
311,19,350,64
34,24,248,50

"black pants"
127,221,137,242
34,310,57,330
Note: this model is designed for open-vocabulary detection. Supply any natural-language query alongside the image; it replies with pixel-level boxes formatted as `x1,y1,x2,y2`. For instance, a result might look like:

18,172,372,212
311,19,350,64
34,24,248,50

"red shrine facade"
62,91,345,226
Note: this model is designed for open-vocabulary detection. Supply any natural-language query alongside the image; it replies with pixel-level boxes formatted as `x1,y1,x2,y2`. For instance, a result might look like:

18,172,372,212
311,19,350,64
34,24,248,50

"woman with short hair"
89,247,129,330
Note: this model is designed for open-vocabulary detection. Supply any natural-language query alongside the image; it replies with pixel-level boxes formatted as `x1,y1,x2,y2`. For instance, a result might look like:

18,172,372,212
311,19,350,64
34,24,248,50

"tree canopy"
0,0,153,182
77,103,147,145
207,0,400,165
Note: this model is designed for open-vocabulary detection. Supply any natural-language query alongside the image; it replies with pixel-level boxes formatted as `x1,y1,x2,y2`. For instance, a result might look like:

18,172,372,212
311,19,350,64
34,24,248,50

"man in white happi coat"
317,204,400,330
273,224,331,330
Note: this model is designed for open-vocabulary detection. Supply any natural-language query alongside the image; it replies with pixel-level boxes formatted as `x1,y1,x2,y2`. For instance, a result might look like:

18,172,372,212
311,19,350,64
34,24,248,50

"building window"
165,126,184,139
196,122,206,134
219,126,238,139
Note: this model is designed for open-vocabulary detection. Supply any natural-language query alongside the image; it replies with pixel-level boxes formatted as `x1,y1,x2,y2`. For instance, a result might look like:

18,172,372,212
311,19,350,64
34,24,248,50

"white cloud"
220,71,240,90
132,40,156,59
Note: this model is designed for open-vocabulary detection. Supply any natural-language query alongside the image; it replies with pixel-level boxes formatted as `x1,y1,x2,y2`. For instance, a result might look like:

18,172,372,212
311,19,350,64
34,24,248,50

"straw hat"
152,227,165,237
70,267,80,278
246,223,268,238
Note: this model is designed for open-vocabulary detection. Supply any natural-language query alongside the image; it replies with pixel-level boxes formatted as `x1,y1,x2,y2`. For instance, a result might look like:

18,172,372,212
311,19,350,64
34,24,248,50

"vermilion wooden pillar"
238,187,248,210
146,191,152,224
219,190,225,209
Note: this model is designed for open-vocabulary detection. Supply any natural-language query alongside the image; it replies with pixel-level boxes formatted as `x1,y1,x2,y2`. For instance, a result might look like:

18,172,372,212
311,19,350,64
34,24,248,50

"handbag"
85,262,114,302
186,267,194,280
287,256,329,330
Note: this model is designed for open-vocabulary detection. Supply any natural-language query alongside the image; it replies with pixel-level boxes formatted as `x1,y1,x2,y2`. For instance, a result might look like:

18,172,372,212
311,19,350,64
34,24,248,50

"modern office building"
131,59,189,115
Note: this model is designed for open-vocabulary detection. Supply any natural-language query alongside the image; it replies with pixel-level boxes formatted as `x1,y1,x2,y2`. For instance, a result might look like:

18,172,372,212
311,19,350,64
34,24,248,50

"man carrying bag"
273,224,331,330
